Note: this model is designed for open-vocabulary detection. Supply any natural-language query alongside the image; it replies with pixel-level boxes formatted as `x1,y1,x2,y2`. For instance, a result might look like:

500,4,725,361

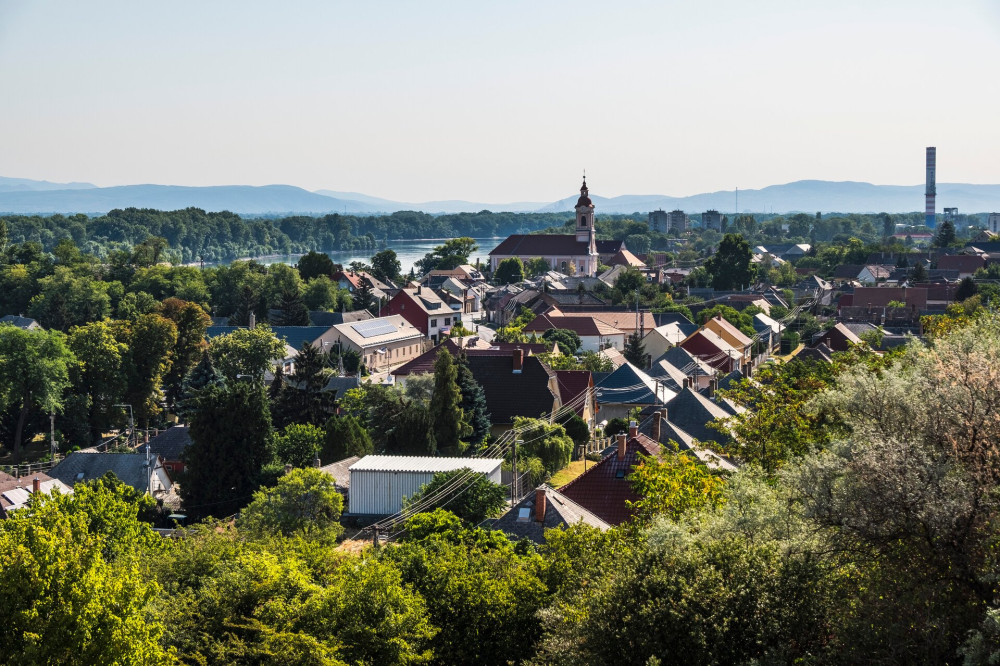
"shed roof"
349,455,503,474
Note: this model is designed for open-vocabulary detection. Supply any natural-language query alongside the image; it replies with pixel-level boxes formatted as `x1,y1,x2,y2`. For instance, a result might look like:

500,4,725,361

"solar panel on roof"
351,319,398,338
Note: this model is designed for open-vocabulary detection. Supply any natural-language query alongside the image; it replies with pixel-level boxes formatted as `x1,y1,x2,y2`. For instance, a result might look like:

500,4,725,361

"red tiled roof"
848,287,928,309
558,434,661,525
936,254,985,273
489,234,595,257
523,313,623,337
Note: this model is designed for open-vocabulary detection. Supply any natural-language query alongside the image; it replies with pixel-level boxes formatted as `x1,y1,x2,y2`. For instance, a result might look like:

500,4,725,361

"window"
430,319,438,327
445,317,451,326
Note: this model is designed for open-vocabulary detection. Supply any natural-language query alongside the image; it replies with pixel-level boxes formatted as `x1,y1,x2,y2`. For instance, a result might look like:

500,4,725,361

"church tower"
575,177,595,242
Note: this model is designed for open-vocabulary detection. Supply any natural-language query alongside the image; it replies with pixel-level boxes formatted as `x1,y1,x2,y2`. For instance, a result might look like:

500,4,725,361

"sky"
0,0,998,202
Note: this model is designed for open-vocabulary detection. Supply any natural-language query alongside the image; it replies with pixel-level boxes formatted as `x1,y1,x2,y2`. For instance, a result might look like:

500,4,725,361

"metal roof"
349,455,503,474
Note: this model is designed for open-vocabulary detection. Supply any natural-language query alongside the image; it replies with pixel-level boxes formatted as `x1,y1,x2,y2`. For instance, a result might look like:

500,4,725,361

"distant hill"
0,184,383,215
0,176,96,193
1,179,997,216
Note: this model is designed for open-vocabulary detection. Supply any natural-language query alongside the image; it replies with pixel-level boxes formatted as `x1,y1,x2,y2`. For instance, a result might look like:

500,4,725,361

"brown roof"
392,340,547,377
465,354,557,425
554,370,593,417
558,433,661,525
607,248,646,268
848,287,928,309
546,308,657,334
523,313,623,337
490,234,595,257
936,254,985,273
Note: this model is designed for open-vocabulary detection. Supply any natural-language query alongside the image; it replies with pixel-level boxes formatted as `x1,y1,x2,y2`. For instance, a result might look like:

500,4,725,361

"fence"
500,469,533,503
1,457,60,478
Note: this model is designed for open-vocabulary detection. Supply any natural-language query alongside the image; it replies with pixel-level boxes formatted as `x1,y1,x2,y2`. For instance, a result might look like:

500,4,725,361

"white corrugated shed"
348,455,504,516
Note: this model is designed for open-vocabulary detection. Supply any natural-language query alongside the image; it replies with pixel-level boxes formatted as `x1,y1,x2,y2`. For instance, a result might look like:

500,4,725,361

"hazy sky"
1,1,998,202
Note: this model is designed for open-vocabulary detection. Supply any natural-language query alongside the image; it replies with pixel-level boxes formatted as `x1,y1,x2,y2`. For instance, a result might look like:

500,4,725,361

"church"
488,178,624,277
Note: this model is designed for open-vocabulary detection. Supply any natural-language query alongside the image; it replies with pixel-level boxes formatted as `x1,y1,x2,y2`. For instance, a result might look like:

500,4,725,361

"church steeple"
575,173,595,243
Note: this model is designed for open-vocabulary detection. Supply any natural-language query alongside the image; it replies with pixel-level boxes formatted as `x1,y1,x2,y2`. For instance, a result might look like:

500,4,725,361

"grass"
549,459,591,488
774,343,804,362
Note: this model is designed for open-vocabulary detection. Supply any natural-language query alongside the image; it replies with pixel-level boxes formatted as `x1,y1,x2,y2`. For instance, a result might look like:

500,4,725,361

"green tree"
158,297,212,408
182,381,273,518
322,414,374,461
705,233,754,290
910,260,928,282
352,279,374,313
935,219,957,247
296,250,336,281
562,413,591,448
178,350,225,419
238,467,344,540
623,330,647,367
415,237,478,273
115,313,178,426
0,325,74,456
956,275,978,301
302,275,339,311
0,475,170,664
525,257,551,277
27,266,114,330
385,403,436,455
494,257,525,285
542,328,581,355
455,357,491,447
275,342,333,428
628,448,726,522
404,469,509,525
273,423,325,468
209,324,286,382
511,417,574,477
66,320,129,444
370,249,402,283
429,349,470,456
272,288,311,326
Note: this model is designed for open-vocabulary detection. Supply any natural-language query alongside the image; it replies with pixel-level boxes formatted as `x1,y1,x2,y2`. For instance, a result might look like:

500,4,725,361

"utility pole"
512,439,522,504
50,412,56,461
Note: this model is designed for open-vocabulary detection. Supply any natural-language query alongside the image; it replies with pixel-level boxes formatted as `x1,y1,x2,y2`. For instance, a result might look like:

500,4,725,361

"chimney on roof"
416,285,422,295
628,420,638,440
513,348,524,373
617,433,627,460
652,413,662,442
707,378,718,398
535,487,547,522
249,312,256,329
683,376,691,389
32,477,40,494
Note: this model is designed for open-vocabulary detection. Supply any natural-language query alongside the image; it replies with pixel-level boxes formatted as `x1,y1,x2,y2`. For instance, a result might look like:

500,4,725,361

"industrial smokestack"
926,147,936,229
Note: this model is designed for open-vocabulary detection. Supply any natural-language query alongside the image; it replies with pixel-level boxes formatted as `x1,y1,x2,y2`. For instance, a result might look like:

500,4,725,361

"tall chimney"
628,420,638,439
925,146,937,229
512,348,524,373
32,477,40,494
535,487,547,522
651,413,661,442
617,433,627,460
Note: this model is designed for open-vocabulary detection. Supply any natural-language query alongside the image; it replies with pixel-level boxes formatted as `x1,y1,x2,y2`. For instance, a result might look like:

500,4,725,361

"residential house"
813,322,863,352
318,455,360,497
857,265,892,284
492,484,610,543
50,451,172,499
553,370,596,429
144,425,191,476
703,316,753,368
204,323,339,376
0,471,73,517
594,362,674,422
936,254,986,279
558,424,662,525
642,320,698,362
606,248,647,269
680,327,743,374
465,351,560,438
385,285,462,343
391,338,549,382
546,308,658,337
664,387,733,447
330,315,425,374
643,408,737,472
0,315,41,330
752,313,783,354
523,313,625,352
650,346,716,390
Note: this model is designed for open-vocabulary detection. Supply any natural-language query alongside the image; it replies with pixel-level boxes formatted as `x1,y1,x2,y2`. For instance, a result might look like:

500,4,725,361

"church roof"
489,234,595,257
576,178,594,208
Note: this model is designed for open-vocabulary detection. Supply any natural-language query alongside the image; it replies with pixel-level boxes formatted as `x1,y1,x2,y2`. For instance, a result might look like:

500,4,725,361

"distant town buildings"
989,213,1000,235
648,209,669,233
669,210,689,234
702,210,723,231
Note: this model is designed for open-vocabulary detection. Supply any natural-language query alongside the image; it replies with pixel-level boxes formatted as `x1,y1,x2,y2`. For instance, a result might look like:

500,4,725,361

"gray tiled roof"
309,310,374,327
50,452,153,492
491,484,610,543
319,456,360,492
665,387,731,446
146,426,191,462
0,315,40,329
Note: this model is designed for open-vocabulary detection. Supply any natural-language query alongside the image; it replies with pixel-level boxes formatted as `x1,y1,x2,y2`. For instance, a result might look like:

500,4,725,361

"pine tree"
935,220,957,248
322,414,374,461
272,289,310,326
275,342,332,428
429,349,470,456
456,356,491,448
182,381,272,519
352,280,374,313
178,351,225,419
624,331,648,368
910,261,928,282
228,285,258,326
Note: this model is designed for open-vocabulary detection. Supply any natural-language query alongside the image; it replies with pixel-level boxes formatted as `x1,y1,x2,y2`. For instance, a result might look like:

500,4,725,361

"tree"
0,479,170,663
208,324,285,382
182,381,273,518
27,266,114,331
956,276,978,302
623,330,648,368
275,342,333,428
237,467,343,540
628,449,726,522
705,233,754,290
115,313,178,426
178,350,224,419
542,328,581,355
404,469,509,525
525,257,551,277
935,219,957,247
352,279,374,313
271,288,311,326
494,257,525,285
562,413,591,448
910,260,928,282
511,417,574,477
370,249,401,283
880,212,895,238
429,349,470,456
322,414,373,461
0,325,74,456
455,358,491,448
273,423,325,468
385,403,436,455
414,237,478,274
158,297,212,408
296,250,336,281
302,275,339,311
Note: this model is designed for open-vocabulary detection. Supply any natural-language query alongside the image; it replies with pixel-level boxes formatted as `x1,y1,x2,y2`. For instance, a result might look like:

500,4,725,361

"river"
226,237,503,275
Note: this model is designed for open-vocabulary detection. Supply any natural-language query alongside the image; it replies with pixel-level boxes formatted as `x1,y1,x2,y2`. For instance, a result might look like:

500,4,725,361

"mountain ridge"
0,178,997,215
